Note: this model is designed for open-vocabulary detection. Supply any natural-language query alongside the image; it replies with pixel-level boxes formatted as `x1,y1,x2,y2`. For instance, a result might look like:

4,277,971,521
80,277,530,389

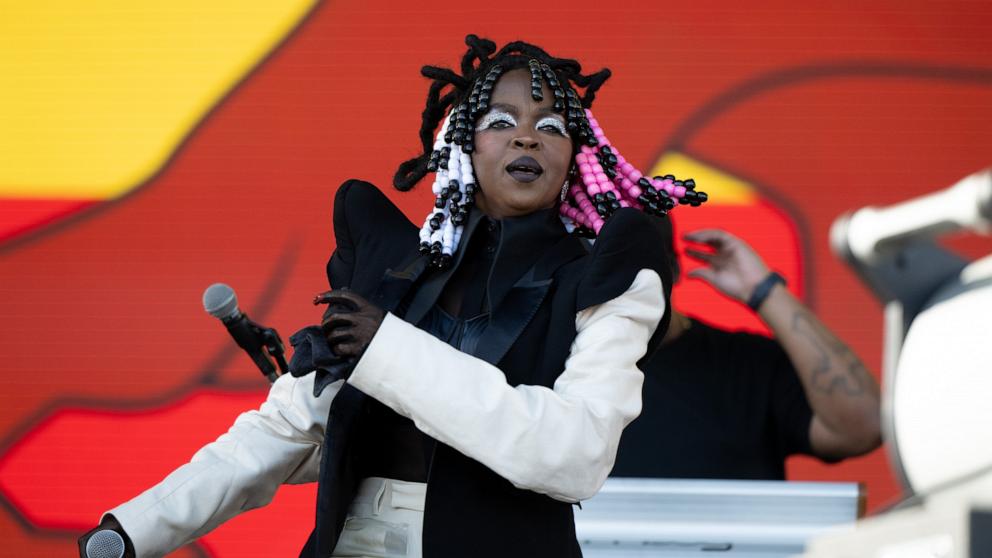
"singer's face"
471,69,574,220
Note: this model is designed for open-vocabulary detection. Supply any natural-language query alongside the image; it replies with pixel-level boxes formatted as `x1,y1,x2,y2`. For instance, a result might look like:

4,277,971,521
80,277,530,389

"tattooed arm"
683,229,882,460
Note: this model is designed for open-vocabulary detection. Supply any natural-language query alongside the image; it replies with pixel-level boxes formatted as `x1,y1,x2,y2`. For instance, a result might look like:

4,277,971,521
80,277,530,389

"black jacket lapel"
474,234,587,366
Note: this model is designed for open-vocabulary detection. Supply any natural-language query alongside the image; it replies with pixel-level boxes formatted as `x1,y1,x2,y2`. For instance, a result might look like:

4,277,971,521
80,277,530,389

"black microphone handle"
223,313,277,379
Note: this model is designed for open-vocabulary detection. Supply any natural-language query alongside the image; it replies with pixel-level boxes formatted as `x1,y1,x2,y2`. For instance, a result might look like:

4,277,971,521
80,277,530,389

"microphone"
84,529,125,558
202,283,288,382
831,168,992,265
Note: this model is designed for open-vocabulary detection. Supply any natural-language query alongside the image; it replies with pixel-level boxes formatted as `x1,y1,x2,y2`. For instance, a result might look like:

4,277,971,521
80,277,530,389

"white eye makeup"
536,116,567,136
476,109,516,131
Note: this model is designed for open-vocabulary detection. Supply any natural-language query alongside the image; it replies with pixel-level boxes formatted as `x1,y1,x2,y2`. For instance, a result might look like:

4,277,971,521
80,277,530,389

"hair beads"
400,36,709,267
561,109,708,236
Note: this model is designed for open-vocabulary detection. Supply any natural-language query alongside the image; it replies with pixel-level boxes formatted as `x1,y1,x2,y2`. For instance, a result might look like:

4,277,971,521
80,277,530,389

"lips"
505,156,544,183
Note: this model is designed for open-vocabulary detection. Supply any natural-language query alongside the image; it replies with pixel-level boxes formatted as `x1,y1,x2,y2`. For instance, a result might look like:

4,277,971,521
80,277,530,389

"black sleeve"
765,339,816,458
577,208,674,361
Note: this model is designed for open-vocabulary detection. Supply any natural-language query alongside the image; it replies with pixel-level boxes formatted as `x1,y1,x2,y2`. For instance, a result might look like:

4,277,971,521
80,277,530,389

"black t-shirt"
612,318,815,480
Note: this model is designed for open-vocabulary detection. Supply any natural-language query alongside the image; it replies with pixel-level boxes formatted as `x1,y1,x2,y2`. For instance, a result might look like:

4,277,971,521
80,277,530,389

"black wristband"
747,271,785,311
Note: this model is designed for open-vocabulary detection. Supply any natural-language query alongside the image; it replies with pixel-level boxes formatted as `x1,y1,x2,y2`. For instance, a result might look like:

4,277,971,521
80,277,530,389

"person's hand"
683,229,771,304
313,289,385,357
78,515,135,558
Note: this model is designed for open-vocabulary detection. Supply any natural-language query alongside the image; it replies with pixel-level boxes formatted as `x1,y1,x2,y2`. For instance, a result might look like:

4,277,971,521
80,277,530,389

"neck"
662,310,690,345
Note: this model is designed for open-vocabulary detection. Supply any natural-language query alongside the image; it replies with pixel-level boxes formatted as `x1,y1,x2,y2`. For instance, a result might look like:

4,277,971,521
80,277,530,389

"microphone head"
86,529,125,558
203,283,240,321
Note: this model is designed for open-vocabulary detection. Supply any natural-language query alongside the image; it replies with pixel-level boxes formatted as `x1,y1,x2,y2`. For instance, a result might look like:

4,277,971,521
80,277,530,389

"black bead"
566,121,578,132
462,143,473,154
451,214,465,225
696,191,708,203
593,193,605,203
606,155,618,166
434,198,445,209
586,137,599,147
684,178,695,190
637,194,651,205
605,191,617,201
662,174,675,181
605,168,617,179
646,186,659,197
450,191,462,202
638,177,651,188
596,202,608,215
610,200,622,211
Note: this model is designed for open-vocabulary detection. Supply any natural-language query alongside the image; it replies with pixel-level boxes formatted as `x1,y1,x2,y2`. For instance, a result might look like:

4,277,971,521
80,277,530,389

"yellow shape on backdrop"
649,152,757,205
0,0,316,199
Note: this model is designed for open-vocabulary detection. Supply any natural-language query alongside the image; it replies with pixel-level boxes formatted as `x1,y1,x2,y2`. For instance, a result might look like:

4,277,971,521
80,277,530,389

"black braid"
393,35,612,191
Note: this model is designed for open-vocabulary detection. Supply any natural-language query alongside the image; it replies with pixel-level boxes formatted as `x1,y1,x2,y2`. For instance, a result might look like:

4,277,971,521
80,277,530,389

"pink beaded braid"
560,109,707,237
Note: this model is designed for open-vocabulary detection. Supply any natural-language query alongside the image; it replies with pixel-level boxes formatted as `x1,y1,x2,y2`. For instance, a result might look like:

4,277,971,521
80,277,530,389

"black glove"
314,289,385,358
78,515,135,558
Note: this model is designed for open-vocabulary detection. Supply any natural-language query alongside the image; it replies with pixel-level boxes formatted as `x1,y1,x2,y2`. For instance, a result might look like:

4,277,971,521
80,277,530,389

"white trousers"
330,477,427,558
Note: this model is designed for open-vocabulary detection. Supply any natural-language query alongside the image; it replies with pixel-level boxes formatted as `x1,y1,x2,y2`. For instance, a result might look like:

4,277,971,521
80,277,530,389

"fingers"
332,341,363,357
320,289,366,308
683,247,715,263
686,266,717,285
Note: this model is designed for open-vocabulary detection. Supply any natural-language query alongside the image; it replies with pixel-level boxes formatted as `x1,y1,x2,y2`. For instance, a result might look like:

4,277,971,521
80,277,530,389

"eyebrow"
487,103,563,119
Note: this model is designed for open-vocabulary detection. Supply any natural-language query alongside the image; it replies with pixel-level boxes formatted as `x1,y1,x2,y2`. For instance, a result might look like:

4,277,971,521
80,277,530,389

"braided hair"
394,35,707,268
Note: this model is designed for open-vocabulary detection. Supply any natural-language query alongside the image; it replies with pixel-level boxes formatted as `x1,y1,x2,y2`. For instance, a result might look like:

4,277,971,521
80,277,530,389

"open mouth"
505,156,544,183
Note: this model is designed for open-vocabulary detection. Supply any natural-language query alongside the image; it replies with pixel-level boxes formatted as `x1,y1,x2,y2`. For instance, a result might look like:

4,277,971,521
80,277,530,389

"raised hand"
683,229,771,304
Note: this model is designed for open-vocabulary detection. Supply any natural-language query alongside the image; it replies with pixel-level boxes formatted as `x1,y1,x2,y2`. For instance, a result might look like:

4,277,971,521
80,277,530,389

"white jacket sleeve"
348,268,664,503
105,372,339,558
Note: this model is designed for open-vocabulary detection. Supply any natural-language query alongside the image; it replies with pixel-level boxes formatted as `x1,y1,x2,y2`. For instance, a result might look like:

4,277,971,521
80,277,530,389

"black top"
612,318,814,480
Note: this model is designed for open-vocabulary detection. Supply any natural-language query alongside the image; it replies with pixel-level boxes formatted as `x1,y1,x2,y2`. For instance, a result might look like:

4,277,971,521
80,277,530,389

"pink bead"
616,155,626,165
629,170,643,182
620,162,635,175
580,145,595,154
619,199,631,208
629,185,643,197
674,185,686,198
591,163,604,174
579,163,592,174
595,172,608,184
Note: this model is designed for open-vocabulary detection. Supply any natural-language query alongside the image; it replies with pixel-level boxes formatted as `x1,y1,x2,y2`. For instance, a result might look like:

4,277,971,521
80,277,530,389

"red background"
2,1,991,556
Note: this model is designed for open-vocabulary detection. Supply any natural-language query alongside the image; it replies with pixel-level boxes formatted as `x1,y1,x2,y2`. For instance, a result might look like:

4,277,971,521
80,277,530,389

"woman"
79,35,705,558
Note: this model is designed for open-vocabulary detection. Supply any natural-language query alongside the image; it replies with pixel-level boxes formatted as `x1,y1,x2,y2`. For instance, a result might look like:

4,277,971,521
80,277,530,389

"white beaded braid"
418,111,476,267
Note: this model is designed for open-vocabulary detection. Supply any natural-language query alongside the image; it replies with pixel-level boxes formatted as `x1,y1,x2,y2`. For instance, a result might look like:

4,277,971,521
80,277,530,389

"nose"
512,136,539,150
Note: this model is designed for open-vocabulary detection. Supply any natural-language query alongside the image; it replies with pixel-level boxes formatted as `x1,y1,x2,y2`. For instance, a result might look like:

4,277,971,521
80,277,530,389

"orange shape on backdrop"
652,152,805,335
0,390,316,556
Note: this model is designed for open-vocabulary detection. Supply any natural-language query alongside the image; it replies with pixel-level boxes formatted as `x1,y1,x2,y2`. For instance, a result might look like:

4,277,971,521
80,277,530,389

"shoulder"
325,180,419,290
575,208,673,312
332,179,417,244
691,319,791,367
